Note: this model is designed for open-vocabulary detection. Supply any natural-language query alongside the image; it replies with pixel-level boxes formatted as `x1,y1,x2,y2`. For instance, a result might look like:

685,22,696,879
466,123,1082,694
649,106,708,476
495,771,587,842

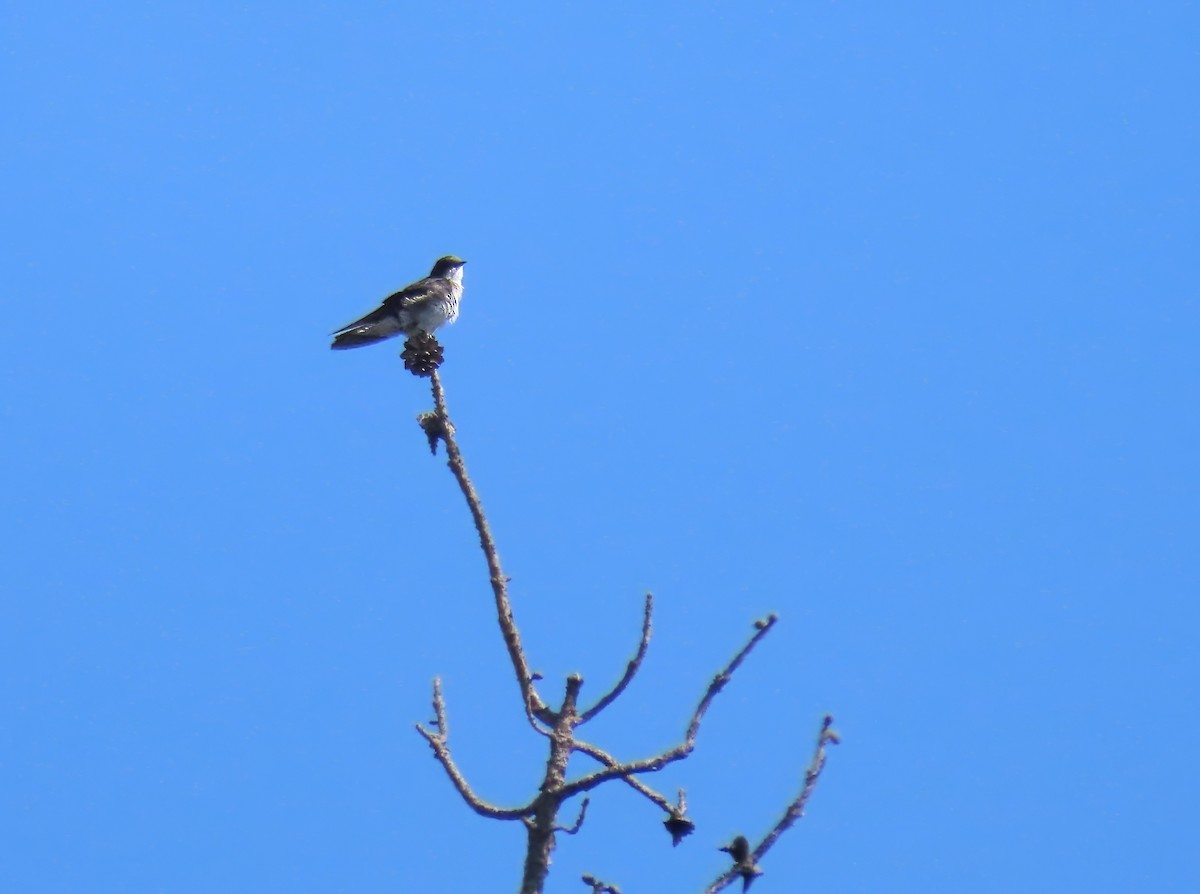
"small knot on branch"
753,613,778,630
416,411,452,455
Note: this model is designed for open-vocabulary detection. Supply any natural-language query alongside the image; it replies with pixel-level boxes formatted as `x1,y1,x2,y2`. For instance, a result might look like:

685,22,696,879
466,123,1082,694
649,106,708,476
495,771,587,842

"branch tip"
579,591,655,723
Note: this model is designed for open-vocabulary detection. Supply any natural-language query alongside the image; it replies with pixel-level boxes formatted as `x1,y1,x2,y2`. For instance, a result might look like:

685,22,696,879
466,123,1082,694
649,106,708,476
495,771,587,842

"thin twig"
431,676,449,736
414,678,531,821
557,616,778,800
553,798,590,835
683,614,777,745
702,715,840,894
751,714,839,860
428,370,550,722
523,707,555,739
579,593,654,724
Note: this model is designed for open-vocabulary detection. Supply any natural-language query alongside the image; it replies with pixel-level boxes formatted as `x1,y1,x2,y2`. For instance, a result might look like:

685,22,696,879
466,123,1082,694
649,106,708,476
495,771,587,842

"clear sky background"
3,2,1197,892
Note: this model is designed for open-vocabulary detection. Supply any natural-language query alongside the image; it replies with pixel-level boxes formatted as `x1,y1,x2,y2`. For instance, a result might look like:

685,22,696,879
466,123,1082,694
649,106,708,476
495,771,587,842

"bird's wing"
329,276,454,348
330,302,396,336
330,276,436,335
381,276,451,310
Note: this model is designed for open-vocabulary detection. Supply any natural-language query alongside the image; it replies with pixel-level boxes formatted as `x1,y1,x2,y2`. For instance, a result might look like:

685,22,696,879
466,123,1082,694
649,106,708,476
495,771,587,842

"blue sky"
2,2,1197,892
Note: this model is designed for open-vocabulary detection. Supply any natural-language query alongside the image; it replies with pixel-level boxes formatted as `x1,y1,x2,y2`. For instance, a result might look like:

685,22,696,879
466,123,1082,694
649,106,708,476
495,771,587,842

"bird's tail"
330,329,390,350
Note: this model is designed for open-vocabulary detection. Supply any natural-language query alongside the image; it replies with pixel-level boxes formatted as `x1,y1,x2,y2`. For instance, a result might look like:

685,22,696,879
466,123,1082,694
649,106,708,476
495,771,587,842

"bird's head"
430,255,467,281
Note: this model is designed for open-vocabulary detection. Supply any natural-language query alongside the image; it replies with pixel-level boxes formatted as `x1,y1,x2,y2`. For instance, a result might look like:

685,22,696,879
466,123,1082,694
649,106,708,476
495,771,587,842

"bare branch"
427,370,551,723
558,616,778,800
751,714,840,860
702,715,840,894
412,365,835,893
414,678,531,822
579,593,654,724
684,614,777,745
553,798,590,835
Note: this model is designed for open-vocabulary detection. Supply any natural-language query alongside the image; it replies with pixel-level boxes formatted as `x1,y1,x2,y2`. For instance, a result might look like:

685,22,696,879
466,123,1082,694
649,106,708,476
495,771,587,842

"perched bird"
720,835,763,892
330,255,466,350
720,835,752,865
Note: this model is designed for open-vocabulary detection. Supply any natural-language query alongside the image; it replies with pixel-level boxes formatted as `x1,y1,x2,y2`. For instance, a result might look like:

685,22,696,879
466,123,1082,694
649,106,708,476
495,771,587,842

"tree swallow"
720,835,763,891
330,255,466,350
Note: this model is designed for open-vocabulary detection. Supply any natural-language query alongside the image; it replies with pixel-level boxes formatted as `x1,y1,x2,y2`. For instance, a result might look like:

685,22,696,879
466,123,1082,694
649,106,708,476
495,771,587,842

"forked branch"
558,615,778,800
415,677,531,821
571,739,674,813
414,367,834,894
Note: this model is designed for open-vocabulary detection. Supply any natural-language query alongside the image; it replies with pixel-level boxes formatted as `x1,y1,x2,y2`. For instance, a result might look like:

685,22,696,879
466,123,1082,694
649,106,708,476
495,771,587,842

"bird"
720,835,752,865
330,255,466,350
720,835,763,892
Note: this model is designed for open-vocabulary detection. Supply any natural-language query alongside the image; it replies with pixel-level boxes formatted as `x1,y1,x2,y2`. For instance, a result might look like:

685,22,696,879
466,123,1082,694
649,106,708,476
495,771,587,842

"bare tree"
407,364,838,894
